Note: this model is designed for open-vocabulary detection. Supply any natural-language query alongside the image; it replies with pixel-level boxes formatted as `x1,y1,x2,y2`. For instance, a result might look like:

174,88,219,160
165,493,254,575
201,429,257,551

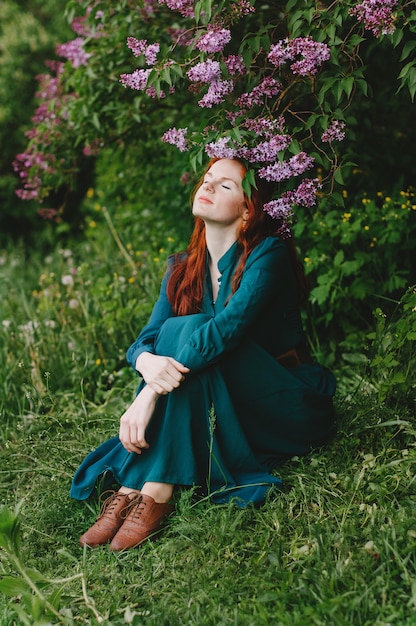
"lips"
198,195,213,204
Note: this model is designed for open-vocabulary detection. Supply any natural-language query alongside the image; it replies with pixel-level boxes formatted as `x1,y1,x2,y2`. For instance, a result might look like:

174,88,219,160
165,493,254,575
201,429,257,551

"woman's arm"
126,258,189,394
126,263,175,370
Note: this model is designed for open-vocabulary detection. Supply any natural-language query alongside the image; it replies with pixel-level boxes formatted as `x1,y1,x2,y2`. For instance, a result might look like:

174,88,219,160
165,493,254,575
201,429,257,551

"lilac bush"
13,0,416,217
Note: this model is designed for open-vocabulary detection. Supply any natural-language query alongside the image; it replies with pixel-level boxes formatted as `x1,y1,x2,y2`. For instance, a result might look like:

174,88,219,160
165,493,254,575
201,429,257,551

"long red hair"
166,158,308,315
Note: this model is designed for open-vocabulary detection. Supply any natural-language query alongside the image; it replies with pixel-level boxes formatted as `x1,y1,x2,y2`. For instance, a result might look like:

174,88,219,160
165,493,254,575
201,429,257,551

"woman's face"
192,159,248,228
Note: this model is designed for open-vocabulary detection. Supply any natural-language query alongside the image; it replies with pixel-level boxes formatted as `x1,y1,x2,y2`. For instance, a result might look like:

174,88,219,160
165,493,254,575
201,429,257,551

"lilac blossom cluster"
264,178,321,218
127,37,160,65
349,0,398,36
162,127,188,152
157,0,194,17
258,153,314,183
56,38,91,68
13,149,56,201
235,77,282,110
13,63,74,201
120,68,152,90
196,27,231,54
321,120,346,143
187,59,236,107
268,37,331,76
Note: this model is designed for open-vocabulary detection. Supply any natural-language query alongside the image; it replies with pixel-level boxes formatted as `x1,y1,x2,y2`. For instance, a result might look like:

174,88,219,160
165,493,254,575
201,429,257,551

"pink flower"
244,136,292,163
127,38,160,65
263,198,294,221
157,0,194,17
120,69,151,90
321,120,346,143
56,38,91,68
205,137,237,159
258,152,314,182
350,0,398,36
235,77,281,110
196,28,231,53
127,37,148,57
293,178,321,207
268,37,330,76
187,60,221,83
198,79,234,108
162,127,188,151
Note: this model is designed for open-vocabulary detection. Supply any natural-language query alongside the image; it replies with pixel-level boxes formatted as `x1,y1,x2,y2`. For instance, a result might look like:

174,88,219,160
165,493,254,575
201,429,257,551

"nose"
203,179,214,191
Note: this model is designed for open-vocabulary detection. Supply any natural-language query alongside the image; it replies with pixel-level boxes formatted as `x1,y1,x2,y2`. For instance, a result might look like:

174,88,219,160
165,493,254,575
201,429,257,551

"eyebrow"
205,172,240,185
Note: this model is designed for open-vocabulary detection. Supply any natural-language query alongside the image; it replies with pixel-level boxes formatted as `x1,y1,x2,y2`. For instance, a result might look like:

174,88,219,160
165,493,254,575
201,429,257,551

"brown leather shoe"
109,494,174,551
79,490,139,547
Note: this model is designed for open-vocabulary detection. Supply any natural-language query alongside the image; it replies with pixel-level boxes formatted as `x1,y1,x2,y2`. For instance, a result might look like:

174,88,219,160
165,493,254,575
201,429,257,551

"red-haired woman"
71,158,336,551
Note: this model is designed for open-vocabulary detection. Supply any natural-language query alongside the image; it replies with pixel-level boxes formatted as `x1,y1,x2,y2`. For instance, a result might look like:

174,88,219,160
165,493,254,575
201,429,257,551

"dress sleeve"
126,263,175,371
176,237,291,372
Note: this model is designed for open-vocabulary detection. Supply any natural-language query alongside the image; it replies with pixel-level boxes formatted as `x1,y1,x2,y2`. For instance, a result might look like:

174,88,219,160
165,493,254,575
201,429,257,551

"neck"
204,223,239,267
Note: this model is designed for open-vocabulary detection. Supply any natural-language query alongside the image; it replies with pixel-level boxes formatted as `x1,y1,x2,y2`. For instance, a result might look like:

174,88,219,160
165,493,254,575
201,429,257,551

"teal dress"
70,237,336,507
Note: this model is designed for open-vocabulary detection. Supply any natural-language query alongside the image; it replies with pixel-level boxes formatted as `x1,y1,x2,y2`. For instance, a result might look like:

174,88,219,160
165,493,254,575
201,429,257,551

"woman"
71,158,336,551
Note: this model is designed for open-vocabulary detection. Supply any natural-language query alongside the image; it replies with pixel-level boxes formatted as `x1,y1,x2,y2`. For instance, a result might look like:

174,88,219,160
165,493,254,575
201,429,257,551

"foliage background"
0,0,415,623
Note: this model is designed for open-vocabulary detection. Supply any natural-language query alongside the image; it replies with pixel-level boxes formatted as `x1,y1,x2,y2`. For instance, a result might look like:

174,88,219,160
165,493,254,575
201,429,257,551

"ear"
241,205,249,221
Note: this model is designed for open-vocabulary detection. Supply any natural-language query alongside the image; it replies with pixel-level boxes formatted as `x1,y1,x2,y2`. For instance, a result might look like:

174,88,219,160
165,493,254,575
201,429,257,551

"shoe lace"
120,494,146,521
97,490,125,519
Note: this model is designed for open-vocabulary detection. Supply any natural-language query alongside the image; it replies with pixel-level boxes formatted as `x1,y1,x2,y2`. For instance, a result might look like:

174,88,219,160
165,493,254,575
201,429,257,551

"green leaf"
400,40,416,62
334,167,344,184
0,506,22,555
0,576,29,597
334,250,344,266
242,169,257,198
92,112,100,130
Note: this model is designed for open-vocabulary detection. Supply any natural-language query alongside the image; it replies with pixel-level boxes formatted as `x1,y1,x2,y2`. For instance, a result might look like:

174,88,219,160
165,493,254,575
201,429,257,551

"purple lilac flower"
72,17,89,36
236,77,281,109
242,116,284,136
56,38,91,68
289,152,315,174
245,136,292,163
321,120,346,143
293,178,321,207
161,127,188,151
231,0,256,17
198,80,234,107
120,68,151,90
127,37,148,57
187,59,221,83
268,37,330,76
349,0,398,36
263,197,294,221
258,152,314,182
205,137,237,159
196,28,231,54
267,41,292,68
146,86,166,98
157,0,194,17
258,161,292,182
145,43,160,65
224,55,246,76
127,39,160,65
13,149,56,200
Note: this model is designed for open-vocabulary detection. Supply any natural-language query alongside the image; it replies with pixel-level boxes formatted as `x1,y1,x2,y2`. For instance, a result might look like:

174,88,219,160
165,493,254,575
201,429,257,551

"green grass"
0,233,415,625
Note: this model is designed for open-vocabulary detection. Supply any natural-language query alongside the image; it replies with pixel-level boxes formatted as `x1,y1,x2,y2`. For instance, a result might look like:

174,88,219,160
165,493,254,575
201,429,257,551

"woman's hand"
135,352,190,395
119,385,159,454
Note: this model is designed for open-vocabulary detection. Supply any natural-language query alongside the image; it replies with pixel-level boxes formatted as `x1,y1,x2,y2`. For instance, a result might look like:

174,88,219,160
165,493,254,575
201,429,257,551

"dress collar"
216,241,242,274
